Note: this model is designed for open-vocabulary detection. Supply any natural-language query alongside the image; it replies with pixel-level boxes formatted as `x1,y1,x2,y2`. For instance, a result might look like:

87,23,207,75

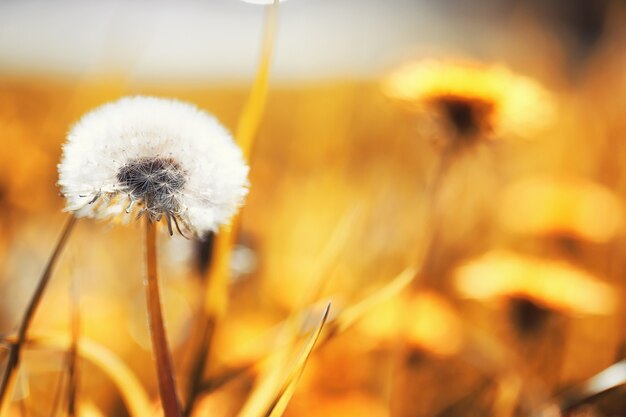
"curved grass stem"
0,215,77,417
146,219,182,417
23,332,153,417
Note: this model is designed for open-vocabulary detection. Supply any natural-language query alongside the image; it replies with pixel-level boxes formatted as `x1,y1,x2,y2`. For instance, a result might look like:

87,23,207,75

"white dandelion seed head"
58,96,249,237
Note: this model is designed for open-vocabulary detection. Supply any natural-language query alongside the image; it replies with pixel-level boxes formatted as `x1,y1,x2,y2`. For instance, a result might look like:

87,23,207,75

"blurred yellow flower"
382,59,554,142
357,291,462,356
499,176,623,243
403,291,463,356
454,250,617,315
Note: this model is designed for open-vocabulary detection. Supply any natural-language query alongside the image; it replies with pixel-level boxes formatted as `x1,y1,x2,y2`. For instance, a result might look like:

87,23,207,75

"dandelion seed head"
58,96,249,236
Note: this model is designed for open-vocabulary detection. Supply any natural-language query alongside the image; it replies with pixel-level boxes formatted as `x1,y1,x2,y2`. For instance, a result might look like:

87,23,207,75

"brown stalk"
145,219,182,417
0,215,77,415
67,279,80,417
183,319,216,417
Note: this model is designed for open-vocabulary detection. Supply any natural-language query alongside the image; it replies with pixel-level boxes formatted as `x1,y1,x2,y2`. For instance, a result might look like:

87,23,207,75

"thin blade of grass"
235,0,280,159
198,266,416,397
492,374,522,417
202,0,279,318
0,216,76,417
236,320,300,417
556,360,626,412
264,303,331,417
237,204,359,417
67,278,80,417
333,265,417,334
186,3,280,415
47,353,69,417
298,204,363,305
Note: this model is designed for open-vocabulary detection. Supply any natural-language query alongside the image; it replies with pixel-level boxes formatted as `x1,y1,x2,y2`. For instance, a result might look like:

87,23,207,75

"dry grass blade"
183,319,216,417
202,0,280,319
237,205,360,417
556,360,626,412
237,303,331,417
47,353,70,417
22,332,153,417
492,374,522,417
197,266,415,397
235,0,280,159
300,204,364,304
67,279,80,417
332,265,417,334
263,302,331,417
236,324,300,417
0,216,76,417
186,2,280,415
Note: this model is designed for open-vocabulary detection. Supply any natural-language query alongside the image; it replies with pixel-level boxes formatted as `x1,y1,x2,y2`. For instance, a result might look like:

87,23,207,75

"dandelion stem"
413,144,456,287
145,219,182,417
0,215,76,416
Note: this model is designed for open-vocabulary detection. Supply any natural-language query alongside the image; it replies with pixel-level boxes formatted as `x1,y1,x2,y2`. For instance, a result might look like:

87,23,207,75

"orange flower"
454,250,616,315
356,291,462,356
382,59,554,142
499,176,623,243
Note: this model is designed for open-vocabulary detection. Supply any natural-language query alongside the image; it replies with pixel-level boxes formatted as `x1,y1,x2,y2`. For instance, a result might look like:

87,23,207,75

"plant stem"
0,215,76,416
235,0,280,159
412,144,456,288
67,278,80,417
183,319,215,417
145,219,182,417
185,2,280,415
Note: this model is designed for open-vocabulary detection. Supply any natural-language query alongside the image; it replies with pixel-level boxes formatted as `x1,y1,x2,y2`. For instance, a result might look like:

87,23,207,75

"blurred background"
1,0,626,416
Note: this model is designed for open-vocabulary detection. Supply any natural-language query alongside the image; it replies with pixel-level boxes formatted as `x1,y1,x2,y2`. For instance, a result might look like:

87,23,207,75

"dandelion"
58,96,250,417
382,59,554,145
58,96,249,237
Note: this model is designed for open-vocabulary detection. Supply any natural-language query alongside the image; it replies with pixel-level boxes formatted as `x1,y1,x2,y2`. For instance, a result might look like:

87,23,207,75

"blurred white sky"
0,0,505,84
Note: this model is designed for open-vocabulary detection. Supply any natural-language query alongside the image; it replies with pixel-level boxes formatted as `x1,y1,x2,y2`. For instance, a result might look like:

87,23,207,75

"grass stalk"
185,2,280,414
67,278,80,417
183,319,215,416
23,332,152,417
0,215,76,416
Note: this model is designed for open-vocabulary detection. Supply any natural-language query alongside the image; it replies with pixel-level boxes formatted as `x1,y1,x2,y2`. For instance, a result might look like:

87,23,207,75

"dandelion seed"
58,96,249,236
382,59,554,144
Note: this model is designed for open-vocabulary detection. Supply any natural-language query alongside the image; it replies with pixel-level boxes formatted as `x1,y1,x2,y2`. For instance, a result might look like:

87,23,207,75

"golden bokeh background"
1,1,626,416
